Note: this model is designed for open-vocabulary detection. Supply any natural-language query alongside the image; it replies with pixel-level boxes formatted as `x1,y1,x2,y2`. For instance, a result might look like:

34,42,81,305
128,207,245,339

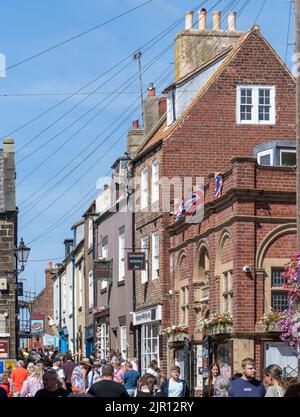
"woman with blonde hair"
264,364,287,397
20,362,44,397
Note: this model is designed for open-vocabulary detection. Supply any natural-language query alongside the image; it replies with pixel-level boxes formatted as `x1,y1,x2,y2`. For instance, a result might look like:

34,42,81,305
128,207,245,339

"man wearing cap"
71,357,91,393
52,357,67,390
87,361,102,389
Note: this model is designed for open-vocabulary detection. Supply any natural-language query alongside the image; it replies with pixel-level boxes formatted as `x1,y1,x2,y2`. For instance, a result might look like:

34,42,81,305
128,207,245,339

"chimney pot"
48,261,53,269
148,82,155,97
228,11,236,31
198,8,207,31
185,10,193,30
212,11,221,31
132,119,139,129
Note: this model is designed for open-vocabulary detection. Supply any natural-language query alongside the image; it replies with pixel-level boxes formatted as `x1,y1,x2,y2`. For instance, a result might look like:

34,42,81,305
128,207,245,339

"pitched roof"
136,27,294,159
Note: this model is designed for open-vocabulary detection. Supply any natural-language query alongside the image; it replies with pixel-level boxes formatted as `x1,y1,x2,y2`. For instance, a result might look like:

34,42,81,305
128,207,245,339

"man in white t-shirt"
161,366,189,397
52,357,67,390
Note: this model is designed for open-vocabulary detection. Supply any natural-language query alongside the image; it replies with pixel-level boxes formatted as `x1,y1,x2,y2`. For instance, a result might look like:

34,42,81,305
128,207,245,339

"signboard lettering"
127,252,146,271
0,339,9,359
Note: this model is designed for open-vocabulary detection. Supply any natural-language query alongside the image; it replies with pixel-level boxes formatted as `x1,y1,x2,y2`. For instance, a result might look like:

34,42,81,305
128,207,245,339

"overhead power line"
22,0,244,238
0,0,204,141
1,0,153,75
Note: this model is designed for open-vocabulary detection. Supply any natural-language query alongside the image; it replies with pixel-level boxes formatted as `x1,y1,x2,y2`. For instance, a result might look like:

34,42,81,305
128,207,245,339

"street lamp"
15,238,31,272
14,237,30,357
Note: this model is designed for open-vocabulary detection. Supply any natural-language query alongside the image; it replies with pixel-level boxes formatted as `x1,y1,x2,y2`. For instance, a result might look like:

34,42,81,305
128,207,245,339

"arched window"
175,252,189,325
217,231,233,315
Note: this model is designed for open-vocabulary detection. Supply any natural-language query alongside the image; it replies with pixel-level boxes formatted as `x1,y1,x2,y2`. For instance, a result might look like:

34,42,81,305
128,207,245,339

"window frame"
88,270,94,309
141,168,148,210
151,231,159,280
257,149,274,166
120,326,127,355
271,267,289,312
101,240,109,290
141,323,159,375
118,232,126,282
78,263,83,309
88,218,93,248
141,235,149,284
151,160,159,204
237,85,276,125
279,148,296,167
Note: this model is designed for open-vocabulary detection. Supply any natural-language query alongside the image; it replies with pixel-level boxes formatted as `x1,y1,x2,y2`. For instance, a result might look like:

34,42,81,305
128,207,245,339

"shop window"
141,323,159,375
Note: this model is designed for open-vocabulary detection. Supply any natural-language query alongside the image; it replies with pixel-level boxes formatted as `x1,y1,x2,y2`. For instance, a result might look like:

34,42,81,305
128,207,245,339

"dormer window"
257,149,273,166
280,149,296,167
237,85,275,125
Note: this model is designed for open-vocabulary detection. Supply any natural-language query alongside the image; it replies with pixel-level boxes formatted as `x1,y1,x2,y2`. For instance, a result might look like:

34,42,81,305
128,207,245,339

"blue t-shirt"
229,378,266,397
123,370,140,390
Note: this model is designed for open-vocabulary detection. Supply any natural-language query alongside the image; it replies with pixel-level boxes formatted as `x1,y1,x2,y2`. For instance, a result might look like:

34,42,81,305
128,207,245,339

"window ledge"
117,280,125,287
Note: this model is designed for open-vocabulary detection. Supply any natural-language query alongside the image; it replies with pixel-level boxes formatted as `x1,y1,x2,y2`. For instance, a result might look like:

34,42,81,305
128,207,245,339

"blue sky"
0,0,295,293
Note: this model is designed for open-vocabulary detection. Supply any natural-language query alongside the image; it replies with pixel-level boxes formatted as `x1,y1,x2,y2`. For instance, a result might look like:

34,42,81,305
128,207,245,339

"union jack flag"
215,174,223,198
175,184,204,221
175,197,186,222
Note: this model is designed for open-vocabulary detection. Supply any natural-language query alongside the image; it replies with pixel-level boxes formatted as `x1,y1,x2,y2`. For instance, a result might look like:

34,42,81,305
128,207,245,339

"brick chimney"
1,138,16,212
174,10,244,80
127,119,144,158
143,83,164,136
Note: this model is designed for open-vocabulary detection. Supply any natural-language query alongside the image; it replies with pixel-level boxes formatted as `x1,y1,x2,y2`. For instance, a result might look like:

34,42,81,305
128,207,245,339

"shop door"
86,338,94,358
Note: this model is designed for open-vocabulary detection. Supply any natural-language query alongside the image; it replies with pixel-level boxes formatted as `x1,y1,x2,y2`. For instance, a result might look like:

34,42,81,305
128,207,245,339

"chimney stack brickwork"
175,10,243,81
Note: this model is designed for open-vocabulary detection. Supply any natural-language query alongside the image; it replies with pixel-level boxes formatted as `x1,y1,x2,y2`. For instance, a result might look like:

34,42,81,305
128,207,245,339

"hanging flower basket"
197,312,233,335
161,325,188,347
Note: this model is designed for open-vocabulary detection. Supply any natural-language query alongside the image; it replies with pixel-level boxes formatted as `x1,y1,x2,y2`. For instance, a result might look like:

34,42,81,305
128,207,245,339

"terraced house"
132,9,297,393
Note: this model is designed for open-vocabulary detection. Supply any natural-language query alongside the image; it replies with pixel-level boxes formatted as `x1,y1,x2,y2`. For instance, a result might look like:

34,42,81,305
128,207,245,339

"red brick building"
30,262,57,348
132,9,297,390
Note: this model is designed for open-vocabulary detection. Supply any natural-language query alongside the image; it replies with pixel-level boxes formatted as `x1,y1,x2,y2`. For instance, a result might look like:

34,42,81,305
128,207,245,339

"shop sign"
133,305,162,326
0,338,9,358
31,318,44,334
127,252,146,271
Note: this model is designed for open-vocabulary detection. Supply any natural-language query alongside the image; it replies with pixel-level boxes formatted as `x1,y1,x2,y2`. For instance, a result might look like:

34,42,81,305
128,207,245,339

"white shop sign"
133,305,162,326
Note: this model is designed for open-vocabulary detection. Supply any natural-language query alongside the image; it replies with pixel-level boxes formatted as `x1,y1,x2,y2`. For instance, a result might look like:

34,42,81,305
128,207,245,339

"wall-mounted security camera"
242,265,251,273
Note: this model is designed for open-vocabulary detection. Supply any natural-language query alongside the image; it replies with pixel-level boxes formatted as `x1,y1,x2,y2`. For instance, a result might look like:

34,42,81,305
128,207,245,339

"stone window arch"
256,224,296,314
193,241,210,320
216,229,233,315
175,251,189,325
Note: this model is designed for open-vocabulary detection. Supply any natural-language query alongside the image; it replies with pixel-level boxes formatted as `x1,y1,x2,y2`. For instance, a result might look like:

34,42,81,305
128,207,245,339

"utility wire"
19,0,236,215
1,0,153,74
22,0,241,237
18,0,225,209
0,1,206,141
253,0,267,23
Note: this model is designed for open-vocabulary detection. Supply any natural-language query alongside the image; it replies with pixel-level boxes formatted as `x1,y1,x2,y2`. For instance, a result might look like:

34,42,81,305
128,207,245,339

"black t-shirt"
88,380,129,397
35,388,69,397
0,387,7,398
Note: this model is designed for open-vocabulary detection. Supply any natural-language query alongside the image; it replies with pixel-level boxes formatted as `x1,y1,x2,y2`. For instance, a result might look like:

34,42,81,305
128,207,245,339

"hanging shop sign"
31,318,44,334
127,252,146,271
0,339,9,359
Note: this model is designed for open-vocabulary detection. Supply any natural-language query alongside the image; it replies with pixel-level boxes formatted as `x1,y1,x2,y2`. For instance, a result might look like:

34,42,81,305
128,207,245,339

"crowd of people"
0,348,299,398
203,358,300,397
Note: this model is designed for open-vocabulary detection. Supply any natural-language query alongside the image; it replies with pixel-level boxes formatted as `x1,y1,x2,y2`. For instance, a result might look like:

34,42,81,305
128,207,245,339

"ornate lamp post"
15,237,31,356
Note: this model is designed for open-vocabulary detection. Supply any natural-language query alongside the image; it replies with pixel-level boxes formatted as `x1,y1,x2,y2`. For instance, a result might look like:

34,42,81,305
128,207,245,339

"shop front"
133,305,162,375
